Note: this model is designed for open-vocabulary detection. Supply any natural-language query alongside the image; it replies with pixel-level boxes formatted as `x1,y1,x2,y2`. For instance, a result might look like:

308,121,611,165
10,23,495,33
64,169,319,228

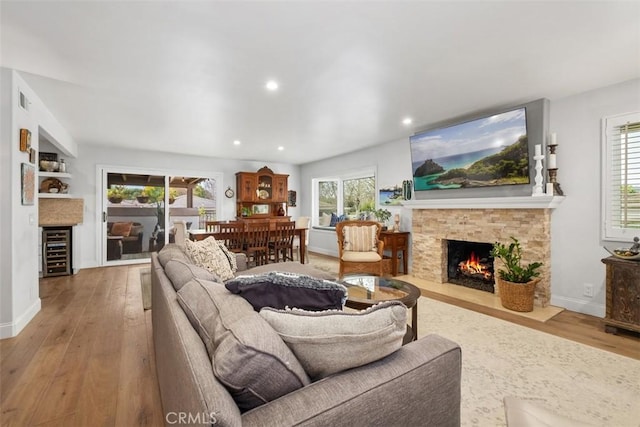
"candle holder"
532,154,545,196
547,144,564,196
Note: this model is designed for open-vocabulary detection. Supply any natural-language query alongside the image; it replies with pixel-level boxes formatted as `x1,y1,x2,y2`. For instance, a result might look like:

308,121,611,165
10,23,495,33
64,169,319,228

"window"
602,112,640,240
313,169,376,227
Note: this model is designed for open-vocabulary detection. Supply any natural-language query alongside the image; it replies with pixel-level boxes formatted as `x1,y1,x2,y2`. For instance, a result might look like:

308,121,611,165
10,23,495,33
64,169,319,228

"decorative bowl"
40,160,59,172
604,246,640,260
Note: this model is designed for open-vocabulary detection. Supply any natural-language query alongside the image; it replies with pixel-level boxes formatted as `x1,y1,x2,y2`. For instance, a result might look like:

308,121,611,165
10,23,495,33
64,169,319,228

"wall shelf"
39,171,72,179
39,193,72,199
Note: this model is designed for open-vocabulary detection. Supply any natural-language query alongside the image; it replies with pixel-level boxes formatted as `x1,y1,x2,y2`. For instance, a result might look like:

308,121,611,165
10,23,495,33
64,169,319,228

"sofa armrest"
241,334,461,427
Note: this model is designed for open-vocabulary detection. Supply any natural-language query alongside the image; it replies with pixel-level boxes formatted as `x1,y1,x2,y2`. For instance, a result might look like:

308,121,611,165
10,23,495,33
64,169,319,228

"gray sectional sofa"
151,244,462,426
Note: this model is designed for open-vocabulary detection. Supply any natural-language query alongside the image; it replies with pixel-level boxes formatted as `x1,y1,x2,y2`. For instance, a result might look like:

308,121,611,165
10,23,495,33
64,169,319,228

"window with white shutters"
602,112,640,240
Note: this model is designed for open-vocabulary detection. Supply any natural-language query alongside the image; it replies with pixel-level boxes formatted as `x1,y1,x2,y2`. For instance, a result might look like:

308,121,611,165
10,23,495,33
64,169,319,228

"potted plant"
107,186,124,203
373,208,392,230
136,190,150,204
490,237,543,312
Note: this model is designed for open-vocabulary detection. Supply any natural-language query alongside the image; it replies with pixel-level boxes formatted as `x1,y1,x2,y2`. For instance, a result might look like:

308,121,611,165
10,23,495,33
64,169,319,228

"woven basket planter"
497,277,539,312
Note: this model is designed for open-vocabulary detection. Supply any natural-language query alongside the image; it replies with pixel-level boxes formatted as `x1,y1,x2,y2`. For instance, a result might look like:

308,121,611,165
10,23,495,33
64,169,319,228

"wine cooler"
42,226,72,277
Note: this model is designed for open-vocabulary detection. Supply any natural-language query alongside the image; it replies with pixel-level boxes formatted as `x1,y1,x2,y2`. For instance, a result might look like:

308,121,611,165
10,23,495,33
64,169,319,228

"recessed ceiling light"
233,140,241,146
277,146,284,151
402,117,413,125
265,80,279,91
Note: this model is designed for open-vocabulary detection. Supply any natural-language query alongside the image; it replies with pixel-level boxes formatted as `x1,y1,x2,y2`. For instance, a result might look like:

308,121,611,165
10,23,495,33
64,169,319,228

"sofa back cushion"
165,259,220,291
157,244,190,267
177,279,310,411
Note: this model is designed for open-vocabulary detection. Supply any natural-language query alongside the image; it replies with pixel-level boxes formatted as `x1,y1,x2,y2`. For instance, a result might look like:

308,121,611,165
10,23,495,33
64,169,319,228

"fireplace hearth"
447,240,494,293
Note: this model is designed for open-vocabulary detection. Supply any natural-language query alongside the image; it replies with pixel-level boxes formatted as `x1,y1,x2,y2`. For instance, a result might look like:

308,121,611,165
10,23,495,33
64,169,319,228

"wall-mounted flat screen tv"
410,107,529,191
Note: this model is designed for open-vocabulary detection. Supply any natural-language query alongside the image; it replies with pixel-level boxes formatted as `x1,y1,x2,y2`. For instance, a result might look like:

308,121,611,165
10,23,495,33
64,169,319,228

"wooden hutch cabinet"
601,256,640,334
235,166,289,219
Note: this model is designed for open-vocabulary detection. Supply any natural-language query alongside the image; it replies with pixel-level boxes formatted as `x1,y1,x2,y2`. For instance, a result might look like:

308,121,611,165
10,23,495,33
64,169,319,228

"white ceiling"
1,1,639,165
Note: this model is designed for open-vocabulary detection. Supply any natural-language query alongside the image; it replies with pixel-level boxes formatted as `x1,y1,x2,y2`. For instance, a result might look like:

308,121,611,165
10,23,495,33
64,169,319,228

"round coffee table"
341,275,421,342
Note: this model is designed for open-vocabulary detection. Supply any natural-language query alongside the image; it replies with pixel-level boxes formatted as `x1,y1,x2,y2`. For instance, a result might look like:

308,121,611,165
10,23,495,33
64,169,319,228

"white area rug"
417,297,640,427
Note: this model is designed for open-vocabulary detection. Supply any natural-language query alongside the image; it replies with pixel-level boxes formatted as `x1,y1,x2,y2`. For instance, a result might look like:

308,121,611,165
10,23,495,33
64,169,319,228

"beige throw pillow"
260,301,407,380
184,237,234,281
342,225,378,252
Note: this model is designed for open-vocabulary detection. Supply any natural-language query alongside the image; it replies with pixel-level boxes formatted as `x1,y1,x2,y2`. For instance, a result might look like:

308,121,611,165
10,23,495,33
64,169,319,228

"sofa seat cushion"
225,271,347,311
165,258,220,291
177,279,310,411
185,237,235,281
260,301,407,380
341,251,382,262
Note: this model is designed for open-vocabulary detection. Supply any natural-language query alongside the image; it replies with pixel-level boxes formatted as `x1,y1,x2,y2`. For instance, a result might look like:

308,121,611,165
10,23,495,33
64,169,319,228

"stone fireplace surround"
404,196,564,308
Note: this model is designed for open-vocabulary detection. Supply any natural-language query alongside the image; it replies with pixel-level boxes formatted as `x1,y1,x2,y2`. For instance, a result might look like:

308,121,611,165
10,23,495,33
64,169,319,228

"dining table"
188,227,309,264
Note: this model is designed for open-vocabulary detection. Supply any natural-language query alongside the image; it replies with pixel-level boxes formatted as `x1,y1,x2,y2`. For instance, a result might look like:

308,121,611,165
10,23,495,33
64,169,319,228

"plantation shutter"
603,112,640,240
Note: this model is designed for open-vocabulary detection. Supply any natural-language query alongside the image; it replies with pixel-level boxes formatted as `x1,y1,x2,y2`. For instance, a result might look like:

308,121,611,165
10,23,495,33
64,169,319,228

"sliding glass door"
101,167,220,265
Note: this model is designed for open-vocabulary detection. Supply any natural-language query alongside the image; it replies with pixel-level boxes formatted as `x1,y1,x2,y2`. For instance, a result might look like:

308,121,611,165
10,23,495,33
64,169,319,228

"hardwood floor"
1,260,638,426
0,265,164,426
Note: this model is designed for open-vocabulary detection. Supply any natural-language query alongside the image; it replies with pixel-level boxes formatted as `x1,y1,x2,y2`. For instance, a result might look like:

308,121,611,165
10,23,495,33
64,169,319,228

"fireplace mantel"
402,195,565,210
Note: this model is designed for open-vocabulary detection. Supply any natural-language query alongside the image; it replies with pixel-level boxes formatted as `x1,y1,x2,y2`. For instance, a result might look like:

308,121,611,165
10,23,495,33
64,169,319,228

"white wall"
300,78,640,316
0,69,77,338
73,144,301,269
300,139,414,257
549,78,640,316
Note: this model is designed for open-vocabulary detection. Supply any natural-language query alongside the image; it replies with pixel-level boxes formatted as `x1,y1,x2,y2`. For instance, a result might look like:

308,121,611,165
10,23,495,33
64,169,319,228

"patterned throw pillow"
342,225,378,252
111,222,133,237
225,271,347,311
216,240,238,274
260,301,407,380
184,237,235,281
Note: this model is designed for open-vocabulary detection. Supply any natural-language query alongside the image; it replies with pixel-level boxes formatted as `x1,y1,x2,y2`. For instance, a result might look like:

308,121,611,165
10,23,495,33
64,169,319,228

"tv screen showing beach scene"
410,107,529,191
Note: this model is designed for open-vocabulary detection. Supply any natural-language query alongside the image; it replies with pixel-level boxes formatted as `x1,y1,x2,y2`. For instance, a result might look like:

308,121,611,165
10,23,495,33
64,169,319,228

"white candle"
546,183,554,195
534,144,542,157
550,133,557,145
548,153,557,169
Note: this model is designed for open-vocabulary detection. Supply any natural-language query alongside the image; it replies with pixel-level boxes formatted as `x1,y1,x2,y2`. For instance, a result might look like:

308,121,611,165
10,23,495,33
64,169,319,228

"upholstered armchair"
335,220,385,277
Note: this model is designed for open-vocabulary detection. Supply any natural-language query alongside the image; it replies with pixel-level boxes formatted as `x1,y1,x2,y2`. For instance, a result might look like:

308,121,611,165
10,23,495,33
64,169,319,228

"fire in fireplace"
447,240,494,293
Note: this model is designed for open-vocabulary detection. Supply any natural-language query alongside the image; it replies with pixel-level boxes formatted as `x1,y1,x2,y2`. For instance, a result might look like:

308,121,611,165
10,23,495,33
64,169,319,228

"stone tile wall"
412,208,552,307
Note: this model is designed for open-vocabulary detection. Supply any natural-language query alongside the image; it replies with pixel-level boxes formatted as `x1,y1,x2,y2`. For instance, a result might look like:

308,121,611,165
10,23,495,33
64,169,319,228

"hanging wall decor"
288,190,297,207
19,128,31,152
21,162,35,205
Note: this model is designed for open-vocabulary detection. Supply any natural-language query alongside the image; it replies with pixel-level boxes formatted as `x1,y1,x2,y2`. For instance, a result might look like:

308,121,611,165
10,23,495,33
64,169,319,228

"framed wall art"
29,148,37,164
19,128,31,152
21,162,35,205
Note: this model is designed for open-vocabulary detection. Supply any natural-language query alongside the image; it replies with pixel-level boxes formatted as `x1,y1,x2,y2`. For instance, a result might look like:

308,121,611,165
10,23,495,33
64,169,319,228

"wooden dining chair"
269,221,296,263
293,216,310,263
243,221,271,266
218,221,245,253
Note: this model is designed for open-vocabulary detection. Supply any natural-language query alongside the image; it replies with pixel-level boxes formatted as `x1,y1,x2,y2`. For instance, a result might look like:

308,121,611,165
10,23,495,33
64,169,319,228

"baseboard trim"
550,295,605,318
307,246,337,258
0,298,41,339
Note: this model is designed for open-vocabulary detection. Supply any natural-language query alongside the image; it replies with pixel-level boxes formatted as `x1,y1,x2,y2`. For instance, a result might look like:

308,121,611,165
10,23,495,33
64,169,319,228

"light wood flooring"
1,257,639,426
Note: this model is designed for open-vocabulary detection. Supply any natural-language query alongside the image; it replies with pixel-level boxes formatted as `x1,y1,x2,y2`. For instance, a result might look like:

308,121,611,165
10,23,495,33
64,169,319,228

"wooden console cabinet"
601,256,640,334
380,231,410,276
235,166,289,219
